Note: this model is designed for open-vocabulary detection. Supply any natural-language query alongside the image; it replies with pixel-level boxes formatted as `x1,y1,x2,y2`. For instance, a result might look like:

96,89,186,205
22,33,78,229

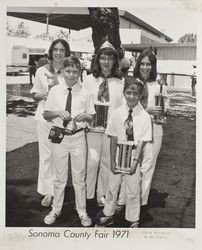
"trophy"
114,141,136,174
64,119,77,135
88,101,110,133
45,73,54,91
153,74,167,124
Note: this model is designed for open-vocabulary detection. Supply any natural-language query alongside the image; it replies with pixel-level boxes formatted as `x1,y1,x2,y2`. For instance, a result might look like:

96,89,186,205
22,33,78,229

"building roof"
119,10,172,42
7,7,172,41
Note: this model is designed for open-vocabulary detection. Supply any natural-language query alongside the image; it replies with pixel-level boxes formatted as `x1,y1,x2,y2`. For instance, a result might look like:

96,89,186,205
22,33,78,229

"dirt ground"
6,95,196,228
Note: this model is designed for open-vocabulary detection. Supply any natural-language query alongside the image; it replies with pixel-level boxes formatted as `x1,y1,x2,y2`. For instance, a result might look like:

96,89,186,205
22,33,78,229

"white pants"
104,165,141,223
86,132,110,199
37,121,54,196
52,131,87,215
117,135,163,207
141,135,162,205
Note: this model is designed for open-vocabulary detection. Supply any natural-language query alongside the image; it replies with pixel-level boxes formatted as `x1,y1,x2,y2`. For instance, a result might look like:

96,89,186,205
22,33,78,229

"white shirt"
105,103,152,146
44,78,95,129
82,74,124,119
30,66,63,121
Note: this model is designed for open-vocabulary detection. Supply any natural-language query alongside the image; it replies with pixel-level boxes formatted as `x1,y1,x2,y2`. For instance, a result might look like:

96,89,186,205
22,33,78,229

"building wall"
119,17,170,44
157,46,196,60
157,60,196,75
119,29,141,44
119,17,140,29
141,30,169,44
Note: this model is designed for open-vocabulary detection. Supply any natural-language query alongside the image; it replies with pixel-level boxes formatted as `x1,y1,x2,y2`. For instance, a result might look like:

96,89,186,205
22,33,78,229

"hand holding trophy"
114,141,136,175
88,101,110,133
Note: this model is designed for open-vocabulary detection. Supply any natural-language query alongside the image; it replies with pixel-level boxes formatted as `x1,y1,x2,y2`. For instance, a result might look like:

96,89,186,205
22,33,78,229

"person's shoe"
79,214,92,227
95,210,113,227
115,204,125,214
41,195,53,207
97,196,105,207
130,221,139,228
44,211,60,225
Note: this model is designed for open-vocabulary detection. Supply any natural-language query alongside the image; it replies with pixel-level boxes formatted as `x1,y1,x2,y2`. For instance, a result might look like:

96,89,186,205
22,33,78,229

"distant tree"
54,29,70,40
178,33,197,43
34,32,54,41
34,29,70,41
7,21,14,36
7,21,31,38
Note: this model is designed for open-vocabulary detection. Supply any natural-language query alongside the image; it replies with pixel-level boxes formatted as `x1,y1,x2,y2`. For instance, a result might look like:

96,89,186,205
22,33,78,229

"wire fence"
6,66,196,120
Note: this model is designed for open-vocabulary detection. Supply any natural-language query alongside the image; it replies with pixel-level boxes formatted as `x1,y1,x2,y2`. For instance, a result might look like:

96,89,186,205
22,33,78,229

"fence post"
170,73,175,86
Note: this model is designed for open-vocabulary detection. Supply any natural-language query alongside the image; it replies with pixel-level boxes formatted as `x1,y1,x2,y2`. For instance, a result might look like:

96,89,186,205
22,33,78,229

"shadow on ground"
6,116,196,228
7,100,37,117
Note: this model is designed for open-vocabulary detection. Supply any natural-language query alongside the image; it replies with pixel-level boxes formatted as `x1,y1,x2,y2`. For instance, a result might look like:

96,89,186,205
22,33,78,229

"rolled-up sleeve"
85,92,96,115
139,115,152,142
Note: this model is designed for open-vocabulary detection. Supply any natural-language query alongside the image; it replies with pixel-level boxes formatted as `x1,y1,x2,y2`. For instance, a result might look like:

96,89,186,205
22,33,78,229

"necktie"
63,87,72,128
125,109,134,141
97,78,110,102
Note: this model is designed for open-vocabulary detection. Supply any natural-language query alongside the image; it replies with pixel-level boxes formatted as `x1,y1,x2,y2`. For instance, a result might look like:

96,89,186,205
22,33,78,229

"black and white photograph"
0,0,201,249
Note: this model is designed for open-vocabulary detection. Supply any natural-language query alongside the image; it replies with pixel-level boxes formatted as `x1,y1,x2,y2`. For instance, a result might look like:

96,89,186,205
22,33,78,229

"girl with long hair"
30,39,70,207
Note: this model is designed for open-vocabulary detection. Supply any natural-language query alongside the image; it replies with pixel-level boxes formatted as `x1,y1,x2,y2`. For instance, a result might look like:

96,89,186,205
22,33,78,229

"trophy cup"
88,101,110,133
114,141,136,174
64,119,77,135
45,73,54,91
153,75,167,124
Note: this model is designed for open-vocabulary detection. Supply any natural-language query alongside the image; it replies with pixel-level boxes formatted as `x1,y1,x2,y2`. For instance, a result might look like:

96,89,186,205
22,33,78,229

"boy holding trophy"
42,56,95,227
95,76,152,227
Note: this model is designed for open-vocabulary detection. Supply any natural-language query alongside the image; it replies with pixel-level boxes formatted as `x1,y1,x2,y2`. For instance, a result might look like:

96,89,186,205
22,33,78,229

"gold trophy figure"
45,73,54,91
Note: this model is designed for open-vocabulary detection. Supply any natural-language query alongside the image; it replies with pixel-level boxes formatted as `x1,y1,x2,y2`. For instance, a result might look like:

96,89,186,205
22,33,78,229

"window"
22,53,27,59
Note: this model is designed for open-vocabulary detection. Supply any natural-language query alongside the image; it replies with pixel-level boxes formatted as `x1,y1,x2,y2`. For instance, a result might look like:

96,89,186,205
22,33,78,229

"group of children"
31,39,167,228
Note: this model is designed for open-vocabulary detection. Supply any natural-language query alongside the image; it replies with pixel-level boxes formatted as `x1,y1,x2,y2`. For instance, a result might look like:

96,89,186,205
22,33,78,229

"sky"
6,0,199,43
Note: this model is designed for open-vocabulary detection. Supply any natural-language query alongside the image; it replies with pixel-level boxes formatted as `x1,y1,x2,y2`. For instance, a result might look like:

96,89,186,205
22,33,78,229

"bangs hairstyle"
62,56,81,71
92,47,122,79
124,76,144,96
48,39,71,60
133,48,157,81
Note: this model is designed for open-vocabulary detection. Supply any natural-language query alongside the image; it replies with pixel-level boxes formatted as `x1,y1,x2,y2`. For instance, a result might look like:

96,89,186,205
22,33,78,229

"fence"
161,73,193,93
6,66,196,120
7,65,193,91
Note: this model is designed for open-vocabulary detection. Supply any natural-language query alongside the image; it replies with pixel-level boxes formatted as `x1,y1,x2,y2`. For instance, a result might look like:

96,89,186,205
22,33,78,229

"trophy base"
114,168,131,175
88,126,105,133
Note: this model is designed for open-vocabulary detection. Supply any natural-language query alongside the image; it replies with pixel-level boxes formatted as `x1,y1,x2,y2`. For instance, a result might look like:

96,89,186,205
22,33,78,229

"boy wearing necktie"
95,76,152,227
43,56,95,227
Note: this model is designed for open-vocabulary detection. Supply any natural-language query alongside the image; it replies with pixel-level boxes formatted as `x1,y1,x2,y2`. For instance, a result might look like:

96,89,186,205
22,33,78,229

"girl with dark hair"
133,48,170,207
48,39,70,61
30,39,70,208
83,41,123,207
91,47,122,79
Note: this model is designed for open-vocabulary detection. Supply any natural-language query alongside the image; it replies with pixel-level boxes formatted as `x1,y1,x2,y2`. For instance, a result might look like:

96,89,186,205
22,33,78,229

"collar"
59,79,81,93
124,102,143,113
100,72,114,79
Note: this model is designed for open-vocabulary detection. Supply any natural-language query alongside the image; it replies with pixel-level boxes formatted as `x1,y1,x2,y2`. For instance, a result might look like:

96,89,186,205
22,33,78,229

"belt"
63,128,84,136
